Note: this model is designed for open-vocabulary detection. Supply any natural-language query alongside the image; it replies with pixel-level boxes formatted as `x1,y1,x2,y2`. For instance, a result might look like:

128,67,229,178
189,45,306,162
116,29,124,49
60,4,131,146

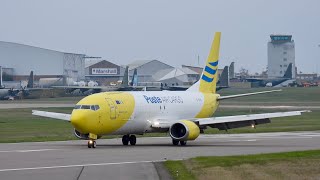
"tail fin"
121,66,129,87
27,71,34,88
0,66,3,88
131,69,138,87
219,66,229,87
283,63,293,79
187,32,221,93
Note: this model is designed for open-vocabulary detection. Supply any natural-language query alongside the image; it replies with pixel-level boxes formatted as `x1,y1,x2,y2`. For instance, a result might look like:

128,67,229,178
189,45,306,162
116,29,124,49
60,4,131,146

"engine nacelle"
169,120,200,141
74,129,89,140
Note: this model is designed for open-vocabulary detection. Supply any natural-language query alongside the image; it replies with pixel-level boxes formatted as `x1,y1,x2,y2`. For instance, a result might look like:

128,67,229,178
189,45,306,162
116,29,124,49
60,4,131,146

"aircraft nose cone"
71,111,87,131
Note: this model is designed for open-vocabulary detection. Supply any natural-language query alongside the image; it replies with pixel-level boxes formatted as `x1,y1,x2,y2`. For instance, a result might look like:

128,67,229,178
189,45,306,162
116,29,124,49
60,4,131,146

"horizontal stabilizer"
32,110,71,121
218,89,282,100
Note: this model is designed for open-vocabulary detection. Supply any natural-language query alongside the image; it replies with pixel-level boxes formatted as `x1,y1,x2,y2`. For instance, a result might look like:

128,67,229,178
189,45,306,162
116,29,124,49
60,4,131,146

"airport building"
128,60,174,82
267,35,296,78
85,60,125,86
0,41,86,84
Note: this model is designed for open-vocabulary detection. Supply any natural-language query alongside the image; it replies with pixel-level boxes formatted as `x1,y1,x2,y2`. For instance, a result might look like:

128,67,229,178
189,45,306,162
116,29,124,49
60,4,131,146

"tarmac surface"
0,131,320,180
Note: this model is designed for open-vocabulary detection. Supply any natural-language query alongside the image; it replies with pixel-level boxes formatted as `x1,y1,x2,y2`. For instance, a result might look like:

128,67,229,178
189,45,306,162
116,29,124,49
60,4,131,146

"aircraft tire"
180,141,187,146
122,135,129,145
172,139,179,145
129,135,136,145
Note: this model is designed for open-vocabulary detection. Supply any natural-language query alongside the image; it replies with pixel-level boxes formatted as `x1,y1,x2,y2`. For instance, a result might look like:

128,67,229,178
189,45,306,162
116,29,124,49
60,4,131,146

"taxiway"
0,131,320,180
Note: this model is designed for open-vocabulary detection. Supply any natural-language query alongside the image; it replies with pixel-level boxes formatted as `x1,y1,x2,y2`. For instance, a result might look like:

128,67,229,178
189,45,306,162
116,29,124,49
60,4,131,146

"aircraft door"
106,98,117,119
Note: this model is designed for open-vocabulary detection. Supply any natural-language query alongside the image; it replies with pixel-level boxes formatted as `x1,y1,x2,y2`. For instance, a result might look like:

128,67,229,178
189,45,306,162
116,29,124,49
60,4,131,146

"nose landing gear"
87,133,98,148
87,139,96,148
122,135,136,145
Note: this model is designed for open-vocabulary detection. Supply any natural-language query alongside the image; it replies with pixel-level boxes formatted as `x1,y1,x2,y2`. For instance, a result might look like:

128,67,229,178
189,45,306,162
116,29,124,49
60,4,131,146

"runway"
0,131,320,180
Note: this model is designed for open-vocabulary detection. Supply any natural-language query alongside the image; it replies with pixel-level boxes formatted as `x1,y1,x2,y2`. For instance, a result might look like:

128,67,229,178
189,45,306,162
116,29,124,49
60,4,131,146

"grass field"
164,150,320,180
219,87,320,106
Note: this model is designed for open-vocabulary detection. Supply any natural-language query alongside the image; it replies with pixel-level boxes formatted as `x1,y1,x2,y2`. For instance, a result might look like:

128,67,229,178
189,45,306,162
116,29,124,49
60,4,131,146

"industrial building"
85,60,125,85
127,60,174,82
153,67,200,86
267,35,296,78
0,41,85,87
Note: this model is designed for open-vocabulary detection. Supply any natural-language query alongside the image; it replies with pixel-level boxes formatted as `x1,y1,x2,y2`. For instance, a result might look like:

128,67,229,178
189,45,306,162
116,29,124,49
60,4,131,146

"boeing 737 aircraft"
32,32,309,148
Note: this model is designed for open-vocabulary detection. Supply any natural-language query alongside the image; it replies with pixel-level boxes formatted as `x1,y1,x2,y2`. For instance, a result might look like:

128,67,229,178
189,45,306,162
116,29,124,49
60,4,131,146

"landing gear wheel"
122,135,129,145
129,135,136,145
172,139,179,146
92,141,97,148
87,140,96,148
180,141,187,146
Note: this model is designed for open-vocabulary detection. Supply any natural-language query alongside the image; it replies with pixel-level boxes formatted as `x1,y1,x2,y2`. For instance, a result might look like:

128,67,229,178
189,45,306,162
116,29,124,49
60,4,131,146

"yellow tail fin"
199,32,221,93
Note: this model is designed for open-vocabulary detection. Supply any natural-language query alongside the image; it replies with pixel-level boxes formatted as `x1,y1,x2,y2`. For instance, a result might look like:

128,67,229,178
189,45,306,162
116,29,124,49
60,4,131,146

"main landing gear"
87,139,97,148
172,139,187,146
122,135,136,145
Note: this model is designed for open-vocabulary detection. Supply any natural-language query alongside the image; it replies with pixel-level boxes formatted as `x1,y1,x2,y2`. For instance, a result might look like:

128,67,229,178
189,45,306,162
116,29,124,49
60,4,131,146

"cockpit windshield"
74,105,100,111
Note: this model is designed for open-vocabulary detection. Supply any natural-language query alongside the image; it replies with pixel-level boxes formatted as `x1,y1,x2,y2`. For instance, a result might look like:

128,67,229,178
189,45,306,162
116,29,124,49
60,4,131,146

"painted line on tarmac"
0,159,183,172
0,149,60,153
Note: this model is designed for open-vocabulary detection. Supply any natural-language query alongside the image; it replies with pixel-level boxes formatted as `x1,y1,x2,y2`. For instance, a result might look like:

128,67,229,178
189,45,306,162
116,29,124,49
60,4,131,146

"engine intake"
169,120,200,141
74,129,89,140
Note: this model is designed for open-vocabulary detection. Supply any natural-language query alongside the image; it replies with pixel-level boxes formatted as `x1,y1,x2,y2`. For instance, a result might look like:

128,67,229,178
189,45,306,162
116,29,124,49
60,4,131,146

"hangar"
0,41,85,83
128,60,173,82
85,60,125,86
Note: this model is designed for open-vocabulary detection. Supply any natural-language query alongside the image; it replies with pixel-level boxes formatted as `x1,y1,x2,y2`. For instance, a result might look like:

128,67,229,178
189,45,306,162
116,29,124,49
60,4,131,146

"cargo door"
106,98,117,119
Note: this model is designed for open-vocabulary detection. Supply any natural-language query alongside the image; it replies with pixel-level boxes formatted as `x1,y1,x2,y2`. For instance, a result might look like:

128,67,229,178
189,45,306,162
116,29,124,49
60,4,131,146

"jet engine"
169,120,200,141
74,129,101,140
74,129,89,139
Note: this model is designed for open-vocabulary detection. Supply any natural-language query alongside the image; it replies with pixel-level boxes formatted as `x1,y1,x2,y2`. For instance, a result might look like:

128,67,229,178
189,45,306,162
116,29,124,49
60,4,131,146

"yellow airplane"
32,32,309,148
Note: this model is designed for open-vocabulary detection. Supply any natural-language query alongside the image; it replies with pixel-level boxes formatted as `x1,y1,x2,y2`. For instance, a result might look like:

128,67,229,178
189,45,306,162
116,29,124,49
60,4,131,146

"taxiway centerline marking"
0,159,183,172
0,149,60,153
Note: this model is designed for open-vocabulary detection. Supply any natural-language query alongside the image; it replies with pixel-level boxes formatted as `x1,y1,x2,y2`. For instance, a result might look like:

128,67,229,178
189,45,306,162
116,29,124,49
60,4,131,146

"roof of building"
85,59,104,68
0,41,85,56
155,67,198,81
182,65,203,74
127,60,173,70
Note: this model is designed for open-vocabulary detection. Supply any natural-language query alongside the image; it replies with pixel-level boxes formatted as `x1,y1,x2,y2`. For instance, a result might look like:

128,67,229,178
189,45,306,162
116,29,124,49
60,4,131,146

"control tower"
267,35,295,78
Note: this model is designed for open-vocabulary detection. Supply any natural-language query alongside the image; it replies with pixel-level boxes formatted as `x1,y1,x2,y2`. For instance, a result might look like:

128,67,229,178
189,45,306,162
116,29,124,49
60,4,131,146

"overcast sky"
1,0,319,74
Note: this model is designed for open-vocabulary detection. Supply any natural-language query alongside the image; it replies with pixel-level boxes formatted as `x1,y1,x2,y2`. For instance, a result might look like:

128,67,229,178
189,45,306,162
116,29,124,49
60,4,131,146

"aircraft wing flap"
197,110,310,126
32,110,71,121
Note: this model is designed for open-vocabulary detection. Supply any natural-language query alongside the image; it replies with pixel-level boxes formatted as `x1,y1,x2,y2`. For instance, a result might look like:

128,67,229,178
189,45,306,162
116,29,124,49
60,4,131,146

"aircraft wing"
32,110,71,121
196,110,310,130
151,110,310,130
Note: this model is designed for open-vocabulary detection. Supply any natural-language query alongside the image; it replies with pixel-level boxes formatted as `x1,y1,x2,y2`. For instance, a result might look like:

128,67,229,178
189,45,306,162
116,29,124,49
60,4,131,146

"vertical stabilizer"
0,66,3,88
219,66,229,87
187,32,221,93
283,63,293,79
121,66,129,87
131,69,138,87
229,62,235,79
27,71,34,88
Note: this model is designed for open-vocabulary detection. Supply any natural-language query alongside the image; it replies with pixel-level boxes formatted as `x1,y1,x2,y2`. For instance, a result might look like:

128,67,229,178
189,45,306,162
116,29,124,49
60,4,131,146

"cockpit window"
74,105,100,111
81,105,91,109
